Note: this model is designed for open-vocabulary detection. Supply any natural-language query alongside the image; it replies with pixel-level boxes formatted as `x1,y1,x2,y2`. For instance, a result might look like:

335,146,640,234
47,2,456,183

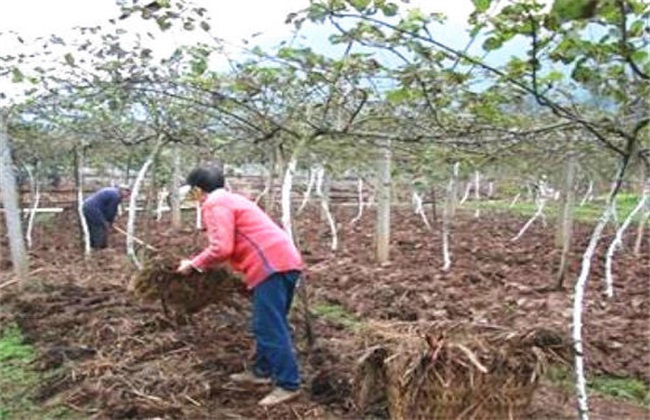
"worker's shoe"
229,371,272,385
258,387,301,406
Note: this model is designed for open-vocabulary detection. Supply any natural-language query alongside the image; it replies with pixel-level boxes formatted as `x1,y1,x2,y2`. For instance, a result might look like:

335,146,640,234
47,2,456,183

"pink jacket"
190,189,303,289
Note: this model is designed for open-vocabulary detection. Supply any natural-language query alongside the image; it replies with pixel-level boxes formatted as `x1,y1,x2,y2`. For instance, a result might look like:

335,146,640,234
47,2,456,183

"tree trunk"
376,140,391,263
315,167,338,251
604,181,648,297
556,155,576,288
298,167,316,215
170,144,182,229
127,141,162,269
281,144,303,244
75,146,92,256
572,162,628,420
262,146,277,214
0,112,29,283
442,162,459,271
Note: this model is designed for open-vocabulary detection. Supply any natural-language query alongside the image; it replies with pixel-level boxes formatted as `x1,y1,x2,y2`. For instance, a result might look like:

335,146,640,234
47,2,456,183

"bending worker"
82,185,131,249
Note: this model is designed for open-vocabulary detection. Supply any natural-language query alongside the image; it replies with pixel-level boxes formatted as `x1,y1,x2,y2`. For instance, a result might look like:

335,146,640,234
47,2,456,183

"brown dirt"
0,204,648,419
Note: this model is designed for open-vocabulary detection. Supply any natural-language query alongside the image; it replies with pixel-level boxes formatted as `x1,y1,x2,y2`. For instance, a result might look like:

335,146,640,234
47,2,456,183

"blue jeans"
82,206,108,249
252,271,301,391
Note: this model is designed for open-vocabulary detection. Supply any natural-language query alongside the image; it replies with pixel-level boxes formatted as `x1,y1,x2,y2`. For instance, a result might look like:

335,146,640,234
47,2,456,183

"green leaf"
472,0,491,13
571,63,596,83
551,0,599,22
631,49,648,63
629,20,645,38
11,68,24,83
348,0,371,12
386,88,412,103
64,53,75,66
307,3,329,22
482,36,503,51
381,2,398,17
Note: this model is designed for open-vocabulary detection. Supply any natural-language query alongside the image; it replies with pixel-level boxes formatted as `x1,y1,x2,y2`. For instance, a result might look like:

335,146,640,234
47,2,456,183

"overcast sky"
0,0,476,55
0,0,474,38
0,0,500,102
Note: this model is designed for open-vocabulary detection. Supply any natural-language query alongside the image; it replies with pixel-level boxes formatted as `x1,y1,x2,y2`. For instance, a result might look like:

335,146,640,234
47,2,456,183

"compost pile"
129,254,247,320
353,320,569,420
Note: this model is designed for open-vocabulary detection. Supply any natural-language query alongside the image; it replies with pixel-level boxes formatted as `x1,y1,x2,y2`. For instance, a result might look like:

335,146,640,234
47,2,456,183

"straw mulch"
353,321,569,420
128,254,247,320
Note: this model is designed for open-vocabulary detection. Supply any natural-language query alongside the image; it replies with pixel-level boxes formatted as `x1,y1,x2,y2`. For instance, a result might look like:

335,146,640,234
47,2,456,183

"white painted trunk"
127,144,160,269
442,163,459,271
170,145,182,228
0,113,29,281
376,140,391,263
573,202,614,420
459,182,472,205
572,164,627,420
350,177,364,225
412,191,431,230
315,167,338,251
281,153,298,244
156,188,169,222
298,168,316,215
25,182,40,249
76,148,91,257
510,193,521,208
604,183,649,298
511,197,547,242
580,180,594,206
487,181,494,199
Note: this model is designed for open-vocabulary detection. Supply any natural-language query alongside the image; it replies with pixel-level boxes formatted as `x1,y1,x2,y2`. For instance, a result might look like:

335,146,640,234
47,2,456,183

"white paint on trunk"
510,193,521,207
474,171,480,218
604,183,649,298
412,191,431,230
442,163,459,271
459,182,472,205
350,177,364,225
315,167,338,251
298,168,316,214
487,181,494,199
76,149,91,257
127,144,160,269
573,164,627,420
156,187,169,221
573,202,614,420
511,196,547,242
580,180,594,206
25,182,40,249
281,153,298,244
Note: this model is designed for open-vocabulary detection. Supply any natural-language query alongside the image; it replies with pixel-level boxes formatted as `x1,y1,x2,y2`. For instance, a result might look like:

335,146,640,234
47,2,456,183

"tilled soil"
0,204,648,419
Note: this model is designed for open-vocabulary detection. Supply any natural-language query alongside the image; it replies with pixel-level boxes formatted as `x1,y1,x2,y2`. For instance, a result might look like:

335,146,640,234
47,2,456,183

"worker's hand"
177,259,196,275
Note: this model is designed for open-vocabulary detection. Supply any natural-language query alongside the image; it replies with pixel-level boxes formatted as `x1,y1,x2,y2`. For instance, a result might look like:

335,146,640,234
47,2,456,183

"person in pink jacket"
177,165,303,406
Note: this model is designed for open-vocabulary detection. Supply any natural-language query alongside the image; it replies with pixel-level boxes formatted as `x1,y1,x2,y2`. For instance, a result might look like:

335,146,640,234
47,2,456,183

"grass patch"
0,323,70,419
547,365,650,407
312,302,361,330
467,193,646,223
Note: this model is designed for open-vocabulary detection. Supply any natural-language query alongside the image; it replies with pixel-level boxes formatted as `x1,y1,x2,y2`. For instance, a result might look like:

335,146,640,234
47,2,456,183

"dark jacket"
83,187,122,224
